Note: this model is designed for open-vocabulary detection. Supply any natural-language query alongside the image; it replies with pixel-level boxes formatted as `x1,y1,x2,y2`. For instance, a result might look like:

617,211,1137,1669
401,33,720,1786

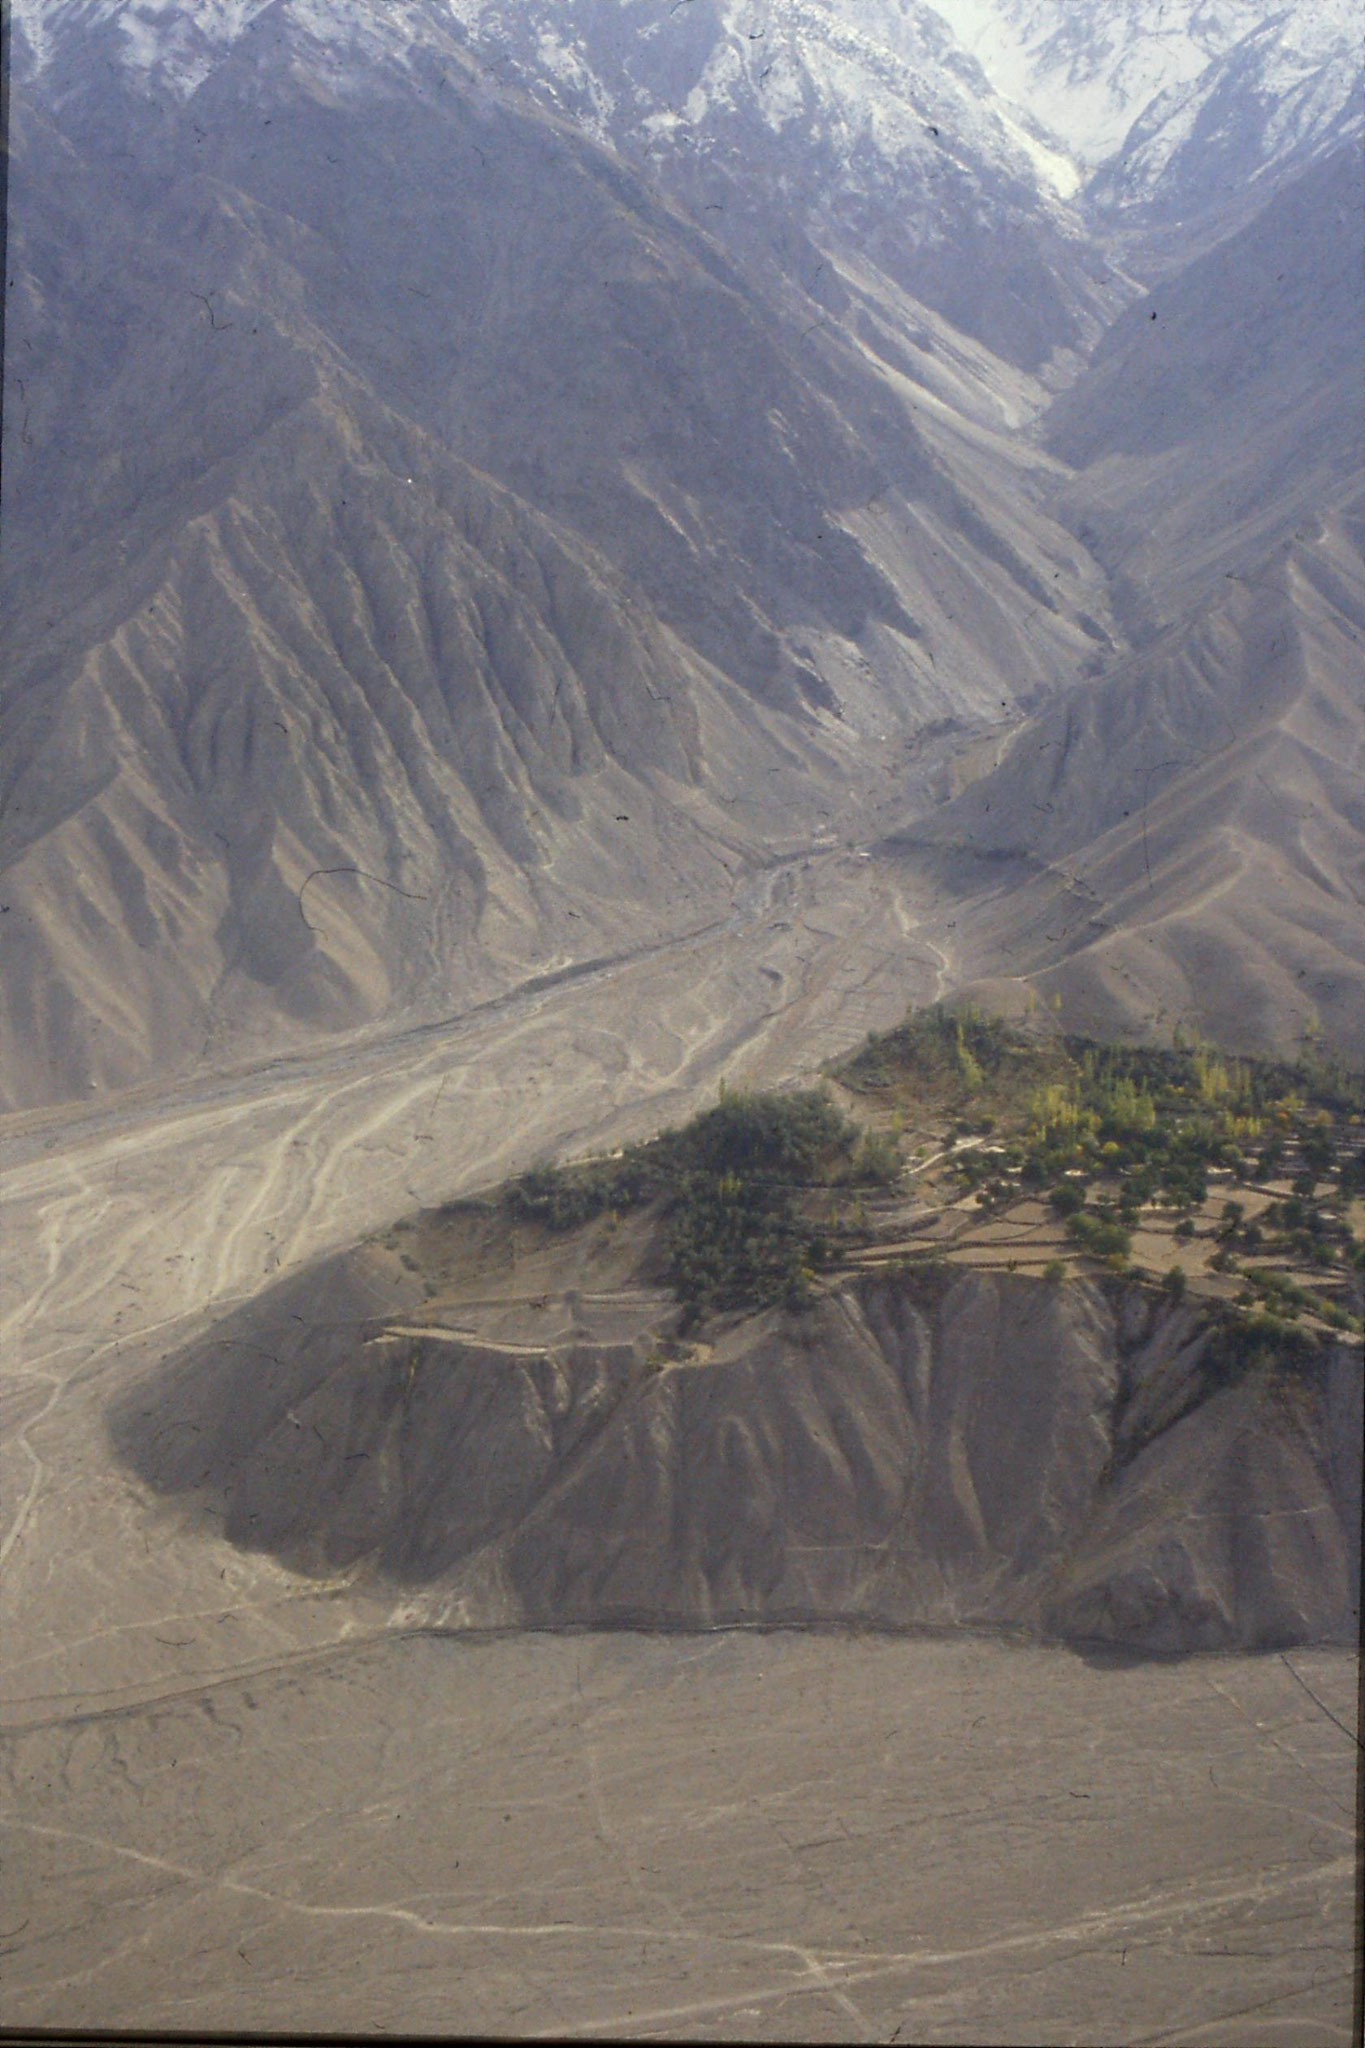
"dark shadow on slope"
108,1210,1361,1657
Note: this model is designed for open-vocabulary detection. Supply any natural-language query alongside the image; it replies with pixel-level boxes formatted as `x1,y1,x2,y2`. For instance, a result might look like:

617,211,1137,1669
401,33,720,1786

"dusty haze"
1,1,1361,2041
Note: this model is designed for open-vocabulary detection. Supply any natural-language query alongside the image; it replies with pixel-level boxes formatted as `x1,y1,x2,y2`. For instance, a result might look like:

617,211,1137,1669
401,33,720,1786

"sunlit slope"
1087,1,1364,224
0,31,1116,1108
902,499,1365,1056
0,405,782,1105
1048,147,1365,628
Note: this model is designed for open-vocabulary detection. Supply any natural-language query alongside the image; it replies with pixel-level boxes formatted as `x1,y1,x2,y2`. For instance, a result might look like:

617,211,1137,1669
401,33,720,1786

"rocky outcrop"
113,1260,1361,1653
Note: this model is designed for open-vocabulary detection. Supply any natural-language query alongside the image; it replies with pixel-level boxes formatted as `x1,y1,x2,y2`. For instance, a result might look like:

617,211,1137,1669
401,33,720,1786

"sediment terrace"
113,1184,1361,1654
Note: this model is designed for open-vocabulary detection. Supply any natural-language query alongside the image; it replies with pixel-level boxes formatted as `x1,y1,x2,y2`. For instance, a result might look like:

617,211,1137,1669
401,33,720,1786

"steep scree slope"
1,12,1115,1106
891,494,1365,1059
112,1251,1360,1654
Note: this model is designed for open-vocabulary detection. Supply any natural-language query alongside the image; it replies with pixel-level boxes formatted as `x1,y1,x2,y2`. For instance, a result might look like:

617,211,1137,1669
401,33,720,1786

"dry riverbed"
1,852,1358,2043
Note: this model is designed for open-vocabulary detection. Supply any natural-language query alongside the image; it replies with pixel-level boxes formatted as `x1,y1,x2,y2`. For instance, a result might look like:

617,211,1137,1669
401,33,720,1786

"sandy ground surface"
2,848,1359,2042
2,1633,1357,2042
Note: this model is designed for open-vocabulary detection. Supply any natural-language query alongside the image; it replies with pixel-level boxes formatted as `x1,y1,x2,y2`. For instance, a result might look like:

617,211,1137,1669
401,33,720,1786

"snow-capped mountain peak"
1090,0,1365,217
16,0,1361,206
13,0,1082,196
929,0,1266,162
929,0,1363,204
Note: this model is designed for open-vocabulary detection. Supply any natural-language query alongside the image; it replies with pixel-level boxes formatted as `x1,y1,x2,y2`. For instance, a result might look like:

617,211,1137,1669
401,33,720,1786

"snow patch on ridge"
995,105,1082,196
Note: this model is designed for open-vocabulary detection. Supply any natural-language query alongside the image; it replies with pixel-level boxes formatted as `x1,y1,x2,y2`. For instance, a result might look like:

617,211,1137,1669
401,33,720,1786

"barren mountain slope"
869,147,1365,1055
898,495,1365,1057
1048,145,1365,629
1,21,1116,1108
424,0,1121,368
13,0,1126,364
2,0,1361,1113
1088,0,1364,226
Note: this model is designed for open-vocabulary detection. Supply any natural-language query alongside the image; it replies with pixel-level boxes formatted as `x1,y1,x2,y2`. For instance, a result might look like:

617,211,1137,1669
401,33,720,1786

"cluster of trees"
1237,1265,1361,1334
667,1167,814,1326
845,1004,1363,1150
507,1008,1364,1340
903,1018,1364,1328
665,1089,904,1325
1256,1197,1338,1266
504,1150,662,1230
975,1040,1365,1233
670,1087,855,1180
1202,1308,1322,1390
841,1001,1016,1099
506,1085,903,1327
1064,1212,1132,1263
